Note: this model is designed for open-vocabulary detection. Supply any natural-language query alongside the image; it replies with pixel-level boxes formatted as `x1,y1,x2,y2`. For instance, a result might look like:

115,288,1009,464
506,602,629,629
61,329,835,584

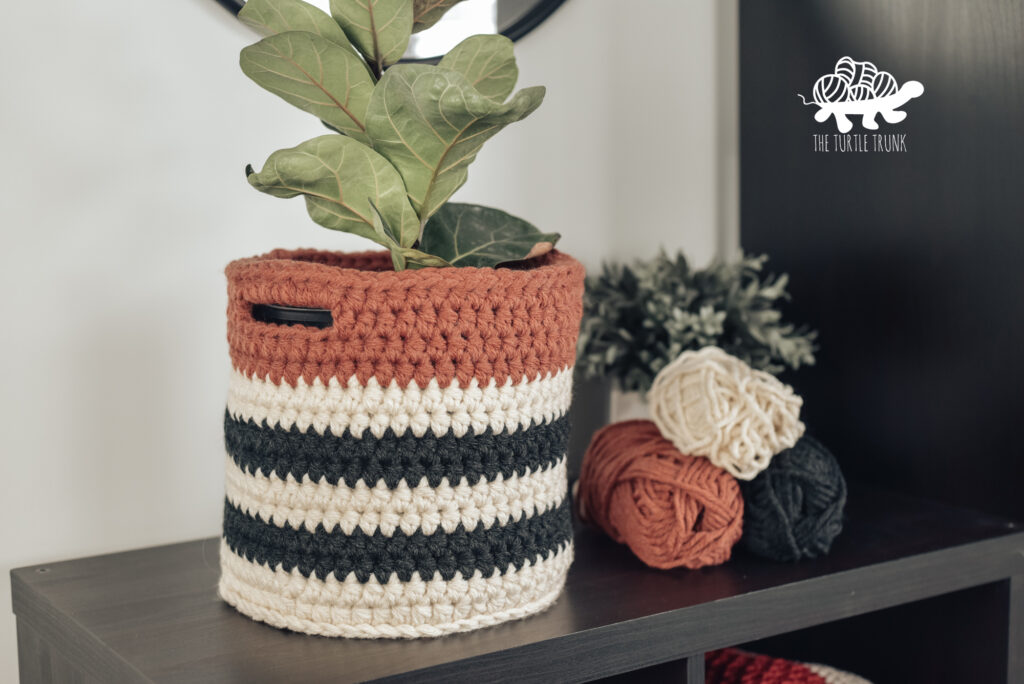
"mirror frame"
214,0,568,54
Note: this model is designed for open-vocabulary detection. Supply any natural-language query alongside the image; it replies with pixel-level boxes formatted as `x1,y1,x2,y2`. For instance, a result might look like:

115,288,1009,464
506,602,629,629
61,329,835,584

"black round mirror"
216,0,567,61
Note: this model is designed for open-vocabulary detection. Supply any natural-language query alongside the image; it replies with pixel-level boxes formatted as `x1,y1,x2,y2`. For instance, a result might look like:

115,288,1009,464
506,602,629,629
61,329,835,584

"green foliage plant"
239,0,557,270
577,251,818,393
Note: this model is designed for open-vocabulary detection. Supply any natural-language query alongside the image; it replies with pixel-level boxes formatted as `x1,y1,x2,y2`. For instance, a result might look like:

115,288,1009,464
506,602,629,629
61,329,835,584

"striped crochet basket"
219,248,584,638
706,648,873,684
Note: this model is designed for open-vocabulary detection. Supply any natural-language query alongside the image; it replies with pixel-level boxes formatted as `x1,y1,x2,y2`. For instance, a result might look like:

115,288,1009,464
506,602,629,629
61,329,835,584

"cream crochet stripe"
219,539,574,639
805,663,873,684
225,454,569,536
227,366,574,439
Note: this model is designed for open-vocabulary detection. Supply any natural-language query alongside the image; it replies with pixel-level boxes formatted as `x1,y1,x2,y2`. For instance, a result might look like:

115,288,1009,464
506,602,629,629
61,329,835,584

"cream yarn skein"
649,347,805,480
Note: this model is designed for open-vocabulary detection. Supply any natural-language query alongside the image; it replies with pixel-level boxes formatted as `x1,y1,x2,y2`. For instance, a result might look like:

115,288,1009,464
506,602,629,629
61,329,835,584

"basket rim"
225,248,583,285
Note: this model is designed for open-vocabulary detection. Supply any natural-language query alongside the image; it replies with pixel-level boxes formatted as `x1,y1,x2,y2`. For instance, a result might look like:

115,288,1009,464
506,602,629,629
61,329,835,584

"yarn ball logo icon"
799,57,924,133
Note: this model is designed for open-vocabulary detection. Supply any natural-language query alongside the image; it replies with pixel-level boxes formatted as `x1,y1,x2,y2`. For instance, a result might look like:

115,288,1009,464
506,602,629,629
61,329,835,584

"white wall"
0,0,735,678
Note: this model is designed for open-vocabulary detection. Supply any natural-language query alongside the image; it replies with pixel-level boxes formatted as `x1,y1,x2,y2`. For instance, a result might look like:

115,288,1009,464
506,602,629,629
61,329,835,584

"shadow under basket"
220,248,585,638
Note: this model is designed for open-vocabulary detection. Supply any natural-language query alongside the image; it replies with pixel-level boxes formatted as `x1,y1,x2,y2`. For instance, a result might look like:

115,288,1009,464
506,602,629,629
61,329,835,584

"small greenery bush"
577,252,818,392
239,0,557,270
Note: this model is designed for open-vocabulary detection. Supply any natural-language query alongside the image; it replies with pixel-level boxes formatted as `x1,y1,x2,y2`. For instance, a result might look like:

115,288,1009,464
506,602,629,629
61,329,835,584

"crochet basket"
219,248,584,638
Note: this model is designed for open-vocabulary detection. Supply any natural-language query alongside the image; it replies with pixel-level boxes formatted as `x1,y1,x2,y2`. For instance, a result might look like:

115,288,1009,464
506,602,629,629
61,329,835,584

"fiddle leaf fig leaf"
329,0,413,69
367,199,401,245
240,32,374,142
412,0,465,32
418,203,560,267
239,0,356,53
366,64,545,221
438,34,518,101
239,0,374,81
367,202,456,270
367,200,454,270
246,134,419,248
366,200,408,270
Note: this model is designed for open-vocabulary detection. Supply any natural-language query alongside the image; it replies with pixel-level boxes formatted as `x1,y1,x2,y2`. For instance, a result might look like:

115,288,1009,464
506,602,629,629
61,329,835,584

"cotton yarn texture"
741,435,847,562
220,249,585,638
577,420,744,569
649,346,805,480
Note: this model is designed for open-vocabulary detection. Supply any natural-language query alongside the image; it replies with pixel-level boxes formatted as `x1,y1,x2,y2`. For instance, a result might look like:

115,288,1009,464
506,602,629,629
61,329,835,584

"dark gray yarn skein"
740,435,847,562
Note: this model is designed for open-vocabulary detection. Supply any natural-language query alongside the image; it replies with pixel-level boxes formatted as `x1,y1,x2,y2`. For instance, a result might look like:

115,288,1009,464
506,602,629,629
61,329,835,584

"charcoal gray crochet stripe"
224,412,570,488
222,497,573,583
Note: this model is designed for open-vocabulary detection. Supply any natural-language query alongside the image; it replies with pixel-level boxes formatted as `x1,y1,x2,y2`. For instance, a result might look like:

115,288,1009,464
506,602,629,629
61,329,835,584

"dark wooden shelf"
11,485,1024,684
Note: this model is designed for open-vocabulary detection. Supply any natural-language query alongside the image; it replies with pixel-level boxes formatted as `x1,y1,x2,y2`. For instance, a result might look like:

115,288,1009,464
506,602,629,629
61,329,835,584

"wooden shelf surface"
11,485,1024,683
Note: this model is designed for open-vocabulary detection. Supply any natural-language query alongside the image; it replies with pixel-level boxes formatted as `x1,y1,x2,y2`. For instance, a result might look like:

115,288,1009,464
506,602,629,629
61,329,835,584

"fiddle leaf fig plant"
240,0,557,270
365,64,544,219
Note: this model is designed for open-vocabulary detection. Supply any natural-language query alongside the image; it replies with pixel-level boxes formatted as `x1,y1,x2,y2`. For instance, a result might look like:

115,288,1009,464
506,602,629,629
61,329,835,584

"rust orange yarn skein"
577,420,744,570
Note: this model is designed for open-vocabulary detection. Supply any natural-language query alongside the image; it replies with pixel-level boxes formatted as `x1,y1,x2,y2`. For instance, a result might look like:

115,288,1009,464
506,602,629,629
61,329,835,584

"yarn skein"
740,434,847,562
577,420,744,570
649,347,805,481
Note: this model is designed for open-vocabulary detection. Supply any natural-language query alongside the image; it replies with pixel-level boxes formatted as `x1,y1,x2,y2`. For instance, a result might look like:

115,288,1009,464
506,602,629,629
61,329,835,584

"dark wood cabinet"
11,487,1023,683
737,1,1024,679
739,0,1024,521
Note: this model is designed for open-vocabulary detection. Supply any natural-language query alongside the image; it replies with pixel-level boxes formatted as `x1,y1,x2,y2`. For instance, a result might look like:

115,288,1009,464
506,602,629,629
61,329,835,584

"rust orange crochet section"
225,249,585,388
577,420,744,570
